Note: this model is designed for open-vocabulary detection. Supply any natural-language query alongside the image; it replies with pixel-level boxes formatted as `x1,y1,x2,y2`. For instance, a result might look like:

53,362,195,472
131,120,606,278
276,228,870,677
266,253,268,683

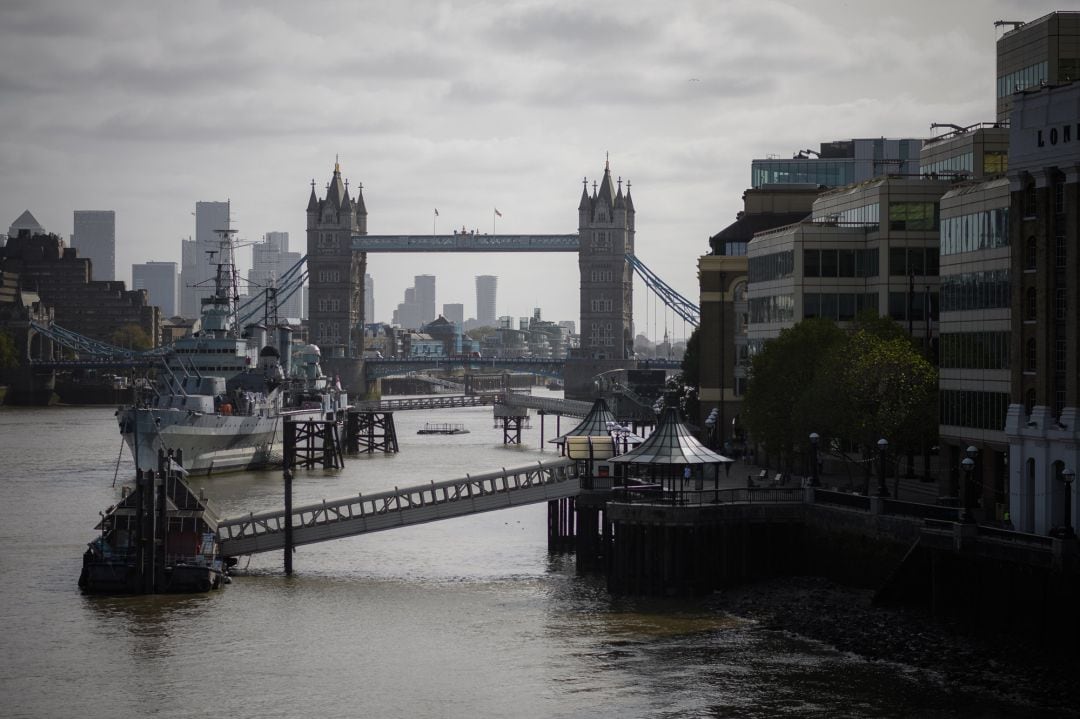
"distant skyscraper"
476,275,497,327
414,274,436,325
442,303,464,328
132,261,179,317
72,210,116,281
364,273,374,324
192,201,230,314
180,238,197,317
248,231,303,321
7,209,44,242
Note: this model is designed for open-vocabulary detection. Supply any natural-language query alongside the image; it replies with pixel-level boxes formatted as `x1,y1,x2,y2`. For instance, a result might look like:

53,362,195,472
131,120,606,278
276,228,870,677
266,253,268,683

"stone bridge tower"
577,158,634,360
306,161,367,358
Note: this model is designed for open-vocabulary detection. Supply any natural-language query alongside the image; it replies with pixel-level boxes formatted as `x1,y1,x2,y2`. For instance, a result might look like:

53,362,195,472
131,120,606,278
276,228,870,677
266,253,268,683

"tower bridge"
307,158,642,398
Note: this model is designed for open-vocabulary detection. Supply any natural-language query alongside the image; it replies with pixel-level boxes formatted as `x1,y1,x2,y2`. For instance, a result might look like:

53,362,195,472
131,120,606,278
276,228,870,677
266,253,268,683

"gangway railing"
498,393,592,418
351,395,497,412
217,458,582,556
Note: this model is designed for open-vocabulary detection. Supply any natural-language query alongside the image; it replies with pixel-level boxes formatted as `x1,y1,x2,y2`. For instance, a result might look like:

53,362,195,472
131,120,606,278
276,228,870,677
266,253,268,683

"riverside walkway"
218,459,581,557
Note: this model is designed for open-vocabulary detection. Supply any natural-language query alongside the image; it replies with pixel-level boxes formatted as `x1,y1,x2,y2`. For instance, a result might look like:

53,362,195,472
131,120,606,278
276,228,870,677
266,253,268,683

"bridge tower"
306,160,367,359
577,158,634,360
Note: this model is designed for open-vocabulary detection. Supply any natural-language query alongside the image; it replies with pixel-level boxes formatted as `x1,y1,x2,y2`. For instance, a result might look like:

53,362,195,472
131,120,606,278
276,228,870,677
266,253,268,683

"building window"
1054,182,1065,216
1056,288,1067,321
1025,388,1037,415
1026,338,1037,372
1055,233,1067,269
1025,287,1037,321
889,202,938,231
1022,181,1037,219
1056,338,1067,373
1026,237,1037,270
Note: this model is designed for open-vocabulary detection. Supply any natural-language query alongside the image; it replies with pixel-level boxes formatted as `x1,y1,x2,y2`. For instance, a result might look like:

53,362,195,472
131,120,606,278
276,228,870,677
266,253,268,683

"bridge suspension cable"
625,253,699,326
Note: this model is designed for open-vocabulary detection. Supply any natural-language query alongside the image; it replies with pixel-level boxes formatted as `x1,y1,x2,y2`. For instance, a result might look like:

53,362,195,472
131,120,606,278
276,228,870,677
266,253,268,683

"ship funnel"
277,325,293,377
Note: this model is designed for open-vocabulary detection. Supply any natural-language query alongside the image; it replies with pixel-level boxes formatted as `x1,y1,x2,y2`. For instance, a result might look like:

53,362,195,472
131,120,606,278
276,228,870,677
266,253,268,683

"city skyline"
0,0,1061,338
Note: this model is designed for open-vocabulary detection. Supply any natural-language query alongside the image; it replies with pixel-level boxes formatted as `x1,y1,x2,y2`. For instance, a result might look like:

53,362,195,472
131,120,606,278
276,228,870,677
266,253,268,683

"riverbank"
717,576,1080,713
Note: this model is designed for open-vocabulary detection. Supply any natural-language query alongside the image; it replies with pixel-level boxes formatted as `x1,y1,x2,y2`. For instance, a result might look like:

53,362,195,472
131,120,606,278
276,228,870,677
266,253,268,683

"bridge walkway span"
499,393,593,418
218,458,581,557
351,394,497,412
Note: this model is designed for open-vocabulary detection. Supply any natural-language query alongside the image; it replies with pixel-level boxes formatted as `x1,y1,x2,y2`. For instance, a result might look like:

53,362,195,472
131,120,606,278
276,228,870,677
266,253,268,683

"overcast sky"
0,0,1061,340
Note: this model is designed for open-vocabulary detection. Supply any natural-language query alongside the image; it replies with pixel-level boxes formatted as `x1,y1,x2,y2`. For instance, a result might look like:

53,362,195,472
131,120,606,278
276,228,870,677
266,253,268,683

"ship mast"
201,228,242,339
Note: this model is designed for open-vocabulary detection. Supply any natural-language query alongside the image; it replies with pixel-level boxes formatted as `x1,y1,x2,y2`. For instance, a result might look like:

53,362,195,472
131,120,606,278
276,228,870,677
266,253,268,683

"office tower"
414,274,436,325
364,274,374,325
476,275,497,327
132,261,179,317
248,231,303,321
7,210,44,242
191,201,231,314
179,238,197,317
996,12,1080,123
72,210,116,281
750,138,924,189
442,303,464,328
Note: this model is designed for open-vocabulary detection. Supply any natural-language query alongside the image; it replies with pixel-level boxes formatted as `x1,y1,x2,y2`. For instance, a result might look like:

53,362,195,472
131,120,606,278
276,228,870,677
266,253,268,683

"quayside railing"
218,459,581,557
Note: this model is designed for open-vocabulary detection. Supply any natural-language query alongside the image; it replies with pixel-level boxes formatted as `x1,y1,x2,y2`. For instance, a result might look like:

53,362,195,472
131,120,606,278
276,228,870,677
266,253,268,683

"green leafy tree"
111,324,153,351
0,330,17,370
466,326,496,341
743,318,846,469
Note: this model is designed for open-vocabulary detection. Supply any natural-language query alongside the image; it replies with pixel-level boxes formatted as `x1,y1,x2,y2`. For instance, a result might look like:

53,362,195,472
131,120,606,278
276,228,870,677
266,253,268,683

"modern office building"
751,138,924,189
7,210,44,242
442,303,464,328
476,275,497,327
928,124,1013,518
1004,80,1080,535
248,231,303,321
414,274,436,326
72,210,116,281
996,12,1080,123
189,201,231,315
179,238,197,317
132,261,179,318
393,285,422,330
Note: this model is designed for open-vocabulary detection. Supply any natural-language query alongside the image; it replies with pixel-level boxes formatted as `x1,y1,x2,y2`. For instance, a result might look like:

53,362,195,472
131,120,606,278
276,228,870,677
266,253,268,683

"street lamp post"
1061,468,1076,539
876,438,889,497
962,445,978,523
809,432,820,487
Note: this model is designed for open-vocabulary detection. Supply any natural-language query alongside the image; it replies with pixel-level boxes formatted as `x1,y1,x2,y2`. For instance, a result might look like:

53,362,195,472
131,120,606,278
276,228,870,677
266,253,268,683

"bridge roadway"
217,458,582,557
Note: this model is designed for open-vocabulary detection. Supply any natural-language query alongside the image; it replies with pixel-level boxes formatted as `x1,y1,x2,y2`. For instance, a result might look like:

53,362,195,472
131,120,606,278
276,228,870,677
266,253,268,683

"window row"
888,291,940,322
748,294,795,324
920,152,972,177
750,160,854,189
589,268,614,283
803,248,879,278
889,246,940,276
748,250,794,283
889,202,938,231
997,61,1048,98
940,389,1009,432
941,207,1009,256
940,270,1011,312
803,293,879,321
590,298,613,313
813,203,879,227
317,270,342,283
939,331,1010,370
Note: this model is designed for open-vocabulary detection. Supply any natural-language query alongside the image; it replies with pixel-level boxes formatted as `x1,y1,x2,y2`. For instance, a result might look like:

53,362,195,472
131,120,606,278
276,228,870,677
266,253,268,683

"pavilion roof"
609,407,733,465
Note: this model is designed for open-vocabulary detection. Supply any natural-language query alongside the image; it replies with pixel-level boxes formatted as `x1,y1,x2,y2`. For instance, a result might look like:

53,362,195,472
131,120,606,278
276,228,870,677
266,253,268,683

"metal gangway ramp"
217,459,581,557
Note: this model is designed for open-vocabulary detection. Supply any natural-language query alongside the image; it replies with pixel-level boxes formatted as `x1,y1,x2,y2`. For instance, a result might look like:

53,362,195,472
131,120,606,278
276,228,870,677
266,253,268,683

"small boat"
417,422,470,435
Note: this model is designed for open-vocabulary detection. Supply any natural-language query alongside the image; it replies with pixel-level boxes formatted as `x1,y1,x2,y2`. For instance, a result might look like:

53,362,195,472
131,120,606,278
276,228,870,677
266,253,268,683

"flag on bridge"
434,208,439,216
494,208,502,217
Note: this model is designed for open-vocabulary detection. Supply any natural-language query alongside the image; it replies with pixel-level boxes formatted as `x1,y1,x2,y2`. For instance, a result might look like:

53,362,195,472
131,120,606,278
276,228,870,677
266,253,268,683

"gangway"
352,395,497,412
217,458,582,556
498,393,593,418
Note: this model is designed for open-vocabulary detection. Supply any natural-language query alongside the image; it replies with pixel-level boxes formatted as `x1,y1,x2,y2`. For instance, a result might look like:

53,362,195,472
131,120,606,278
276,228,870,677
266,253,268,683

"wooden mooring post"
345,410,399,454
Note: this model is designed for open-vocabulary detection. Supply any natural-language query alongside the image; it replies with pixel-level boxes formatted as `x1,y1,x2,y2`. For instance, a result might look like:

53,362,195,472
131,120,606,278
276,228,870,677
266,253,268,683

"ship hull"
118,407,324,476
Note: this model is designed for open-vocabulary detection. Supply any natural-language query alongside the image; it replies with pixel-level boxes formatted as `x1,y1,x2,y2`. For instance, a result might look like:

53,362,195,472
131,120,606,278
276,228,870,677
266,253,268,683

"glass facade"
803,248,879,278
997,61,1048,97
940,389,1010,431
749,294,795,323
940,208,1009,255
921,152,973,177
940,270,1011,312
751,160,853,188
748,250,794,283
803,292,878,321
813,203,879,227
889,247,939,276
888,291,939,322
889,202,939,231
939,331,1011,369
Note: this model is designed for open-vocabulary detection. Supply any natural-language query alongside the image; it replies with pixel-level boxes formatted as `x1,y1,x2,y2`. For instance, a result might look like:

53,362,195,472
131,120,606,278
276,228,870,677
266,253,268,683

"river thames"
0,399,1073,718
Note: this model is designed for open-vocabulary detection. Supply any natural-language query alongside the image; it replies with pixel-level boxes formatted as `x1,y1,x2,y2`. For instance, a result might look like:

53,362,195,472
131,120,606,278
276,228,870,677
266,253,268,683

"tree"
111,324,153,351
743,319,846,469
0,330,17,370
466,326,496,341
